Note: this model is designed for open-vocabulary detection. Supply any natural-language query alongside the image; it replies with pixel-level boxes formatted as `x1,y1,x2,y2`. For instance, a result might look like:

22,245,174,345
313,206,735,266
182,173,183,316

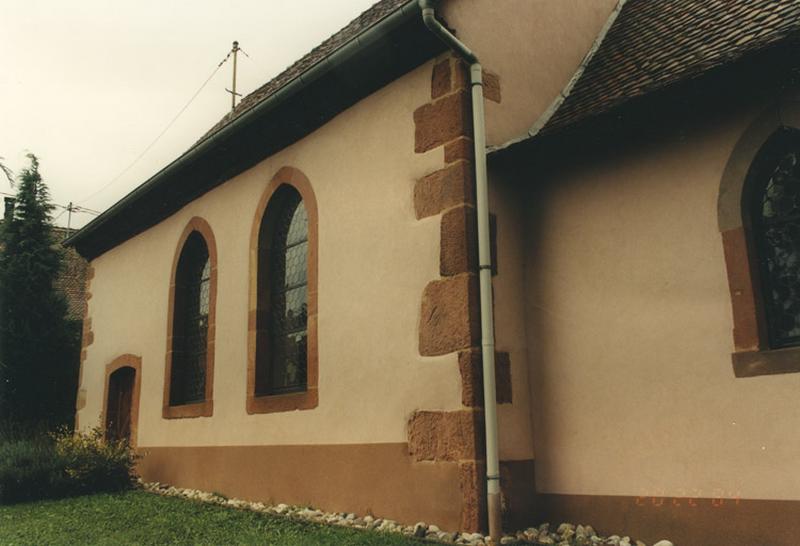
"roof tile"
542,0,800,135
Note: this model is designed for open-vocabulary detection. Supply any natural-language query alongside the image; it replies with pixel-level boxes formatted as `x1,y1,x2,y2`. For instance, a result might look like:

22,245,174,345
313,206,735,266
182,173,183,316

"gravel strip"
140,481,673,546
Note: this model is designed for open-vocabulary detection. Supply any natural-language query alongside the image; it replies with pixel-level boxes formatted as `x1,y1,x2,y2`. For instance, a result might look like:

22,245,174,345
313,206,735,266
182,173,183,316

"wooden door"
106,367,135,442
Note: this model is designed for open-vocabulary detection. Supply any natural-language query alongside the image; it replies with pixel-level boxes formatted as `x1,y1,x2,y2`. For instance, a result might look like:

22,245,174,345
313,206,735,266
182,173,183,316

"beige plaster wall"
515,96,800,501
441,0,618,147
78,59,466,447
489,178,535,462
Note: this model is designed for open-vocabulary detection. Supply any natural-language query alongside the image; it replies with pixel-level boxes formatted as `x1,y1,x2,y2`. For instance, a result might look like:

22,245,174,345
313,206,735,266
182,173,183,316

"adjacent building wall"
499,83,800,544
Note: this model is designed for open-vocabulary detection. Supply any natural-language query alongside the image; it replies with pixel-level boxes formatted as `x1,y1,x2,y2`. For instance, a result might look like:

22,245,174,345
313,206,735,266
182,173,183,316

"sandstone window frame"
162,217,217,419
247,167,318,414
719,97,800,378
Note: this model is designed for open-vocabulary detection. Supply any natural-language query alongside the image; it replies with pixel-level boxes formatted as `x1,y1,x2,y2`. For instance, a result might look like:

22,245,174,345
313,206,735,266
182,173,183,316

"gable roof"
504,0,800,147
66,0,443,260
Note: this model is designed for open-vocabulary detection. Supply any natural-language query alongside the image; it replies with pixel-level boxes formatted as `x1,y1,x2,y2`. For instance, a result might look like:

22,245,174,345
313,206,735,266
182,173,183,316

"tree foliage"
0,154,80,427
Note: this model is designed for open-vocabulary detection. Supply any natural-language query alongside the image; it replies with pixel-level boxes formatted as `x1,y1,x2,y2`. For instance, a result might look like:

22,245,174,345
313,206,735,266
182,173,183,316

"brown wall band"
538,492,800,546
136,443,462,530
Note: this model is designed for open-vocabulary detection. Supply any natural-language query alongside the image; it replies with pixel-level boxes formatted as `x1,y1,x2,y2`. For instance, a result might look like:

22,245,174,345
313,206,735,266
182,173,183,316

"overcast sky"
0,0,377,229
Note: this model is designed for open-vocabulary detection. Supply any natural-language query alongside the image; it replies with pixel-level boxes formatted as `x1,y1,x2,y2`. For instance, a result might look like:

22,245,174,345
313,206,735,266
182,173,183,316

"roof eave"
67,0,444,260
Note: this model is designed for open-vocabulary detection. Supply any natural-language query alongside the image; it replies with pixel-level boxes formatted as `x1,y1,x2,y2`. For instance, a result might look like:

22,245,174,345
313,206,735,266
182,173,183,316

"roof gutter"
418,0,502,540
65,0,421,251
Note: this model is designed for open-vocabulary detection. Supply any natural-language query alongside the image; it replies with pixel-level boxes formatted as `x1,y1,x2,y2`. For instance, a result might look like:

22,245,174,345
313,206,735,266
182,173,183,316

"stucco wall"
441,0,618,147
77,58,466,448
76,0,618,455
489,179,535,463
512,93,800,502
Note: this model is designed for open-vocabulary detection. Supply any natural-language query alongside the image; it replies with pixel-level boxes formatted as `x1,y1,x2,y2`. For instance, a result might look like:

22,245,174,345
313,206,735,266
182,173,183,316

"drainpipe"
418,0,501,540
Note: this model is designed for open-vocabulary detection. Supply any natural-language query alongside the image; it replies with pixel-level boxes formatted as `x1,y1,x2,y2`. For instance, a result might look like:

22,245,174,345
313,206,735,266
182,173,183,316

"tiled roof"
197,0,409,147
540,0,800,136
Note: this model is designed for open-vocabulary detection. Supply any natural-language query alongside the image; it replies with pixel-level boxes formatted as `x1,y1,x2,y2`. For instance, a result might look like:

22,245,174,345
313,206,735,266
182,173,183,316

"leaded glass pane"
285,243,308,287
755,149,800,347
287,203,308,246
170,233,210,405
263,191,308,394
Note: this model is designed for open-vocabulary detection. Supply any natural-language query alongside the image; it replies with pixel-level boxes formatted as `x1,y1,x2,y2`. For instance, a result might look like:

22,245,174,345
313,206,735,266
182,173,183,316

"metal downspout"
418,0,501,540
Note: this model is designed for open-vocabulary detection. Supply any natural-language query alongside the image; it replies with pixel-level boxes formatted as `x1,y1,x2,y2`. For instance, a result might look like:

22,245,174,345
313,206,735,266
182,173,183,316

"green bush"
54,427,138,495
0,427,139,504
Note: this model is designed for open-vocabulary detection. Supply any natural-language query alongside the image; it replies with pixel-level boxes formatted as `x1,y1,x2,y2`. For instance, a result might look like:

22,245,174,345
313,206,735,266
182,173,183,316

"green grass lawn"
0,490,429,545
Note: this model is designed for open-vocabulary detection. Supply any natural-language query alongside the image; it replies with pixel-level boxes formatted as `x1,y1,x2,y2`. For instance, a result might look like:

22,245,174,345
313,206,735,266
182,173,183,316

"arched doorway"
105,366,136,442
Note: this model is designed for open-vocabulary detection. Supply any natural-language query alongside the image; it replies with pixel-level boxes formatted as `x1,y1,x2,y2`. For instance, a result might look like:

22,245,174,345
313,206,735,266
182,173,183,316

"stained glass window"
170,232,210,405
752,135,800,349
256,187,308,395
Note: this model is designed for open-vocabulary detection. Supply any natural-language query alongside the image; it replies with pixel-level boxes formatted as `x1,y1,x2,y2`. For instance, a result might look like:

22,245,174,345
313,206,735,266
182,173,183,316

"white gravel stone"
140,481,670,546
558,523,576,534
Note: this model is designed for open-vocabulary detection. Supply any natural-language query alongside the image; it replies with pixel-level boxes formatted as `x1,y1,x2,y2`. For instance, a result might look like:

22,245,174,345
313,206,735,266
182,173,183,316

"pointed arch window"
248,167,318,413
164,218,217,418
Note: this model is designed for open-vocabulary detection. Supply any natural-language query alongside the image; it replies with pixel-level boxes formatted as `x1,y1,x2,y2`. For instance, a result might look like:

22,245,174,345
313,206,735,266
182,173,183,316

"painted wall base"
137,443,463,530
538,492,800,546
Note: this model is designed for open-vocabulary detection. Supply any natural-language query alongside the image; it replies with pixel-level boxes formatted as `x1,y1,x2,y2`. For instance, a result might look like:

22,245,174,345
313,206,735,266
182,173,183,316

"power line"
52,209,67,223
76,49,235,206
0,190,100,218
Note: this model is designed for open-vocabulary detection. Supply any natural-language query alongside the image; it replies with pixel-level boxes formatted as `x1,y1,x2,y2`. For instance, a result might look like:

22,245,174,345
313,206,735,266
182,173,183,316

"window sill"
246,388,318,414
732,346,800,378
162,400,213,419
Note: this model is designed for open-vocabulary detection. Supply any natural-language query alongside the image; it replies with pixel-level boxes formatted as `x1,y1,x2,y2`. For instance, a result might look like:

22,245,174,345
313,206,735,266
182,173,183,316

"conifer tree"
0,154,79,427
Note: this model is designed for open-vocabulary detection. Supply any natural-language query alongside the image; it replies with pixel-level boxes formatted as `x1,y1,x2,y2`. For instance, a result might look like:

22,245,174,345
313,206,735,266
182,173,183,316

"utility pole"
66,202,73,238
225,41,242,111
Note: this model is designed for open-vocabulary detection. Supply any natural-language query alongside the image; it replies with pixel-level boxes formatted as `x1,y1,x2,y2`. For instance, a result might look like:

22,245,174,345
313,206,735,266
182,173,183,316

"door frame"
101,354,142,447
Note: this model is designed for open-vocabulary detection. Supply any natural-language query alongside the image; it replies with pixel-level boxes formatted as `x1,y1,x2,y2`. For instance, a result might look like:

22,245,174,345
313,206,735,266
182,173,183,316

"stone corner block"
407,409,484,462
414,91,472,154
414,161,475,220
419,274,480,356
441,204,477,276
458,349,512,407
